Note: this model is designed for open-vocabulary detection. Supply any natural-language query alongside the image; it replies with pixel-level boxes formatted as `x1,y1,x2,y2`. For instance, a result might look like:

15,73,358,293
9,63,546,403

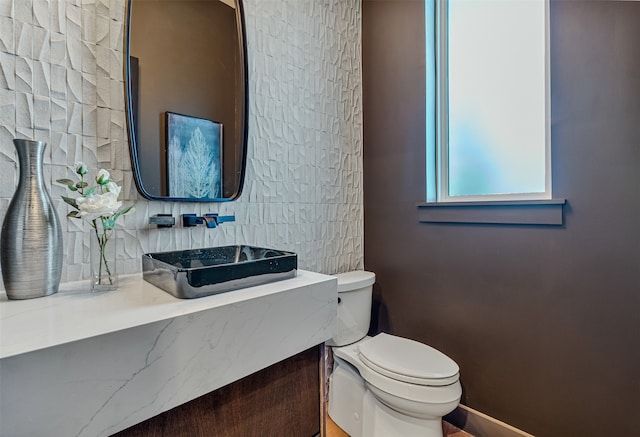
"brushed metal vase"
1,139,63,299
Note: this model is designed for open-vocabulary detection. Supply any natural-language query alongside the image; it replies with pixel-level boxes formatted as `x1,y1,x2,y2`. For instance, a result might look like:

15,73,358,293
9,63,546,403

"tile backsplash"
0,0,363,284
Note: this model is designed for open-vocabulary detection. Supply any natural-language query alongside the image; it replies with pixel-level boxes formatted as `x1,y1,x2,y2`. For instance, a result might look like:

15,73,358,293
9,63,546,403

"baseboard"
445,405,535,437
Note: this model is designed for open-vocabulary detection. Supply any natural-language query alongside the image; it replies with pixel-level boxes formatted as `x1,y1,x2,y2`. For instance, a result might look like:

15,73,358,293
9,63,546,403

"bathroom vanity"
0,271,337,436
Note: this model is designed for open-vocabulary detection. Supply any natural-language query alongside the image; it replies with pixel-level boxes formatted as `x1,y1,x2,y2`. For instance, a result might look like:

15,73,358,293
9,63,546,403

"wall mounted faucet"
149,214,175,228
182,213,235,228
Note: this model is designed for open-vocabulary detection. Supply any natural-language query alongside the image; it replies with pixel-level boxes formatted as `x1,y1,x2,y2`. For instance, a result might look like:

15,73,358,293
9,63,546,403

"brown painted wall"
362,1,640,436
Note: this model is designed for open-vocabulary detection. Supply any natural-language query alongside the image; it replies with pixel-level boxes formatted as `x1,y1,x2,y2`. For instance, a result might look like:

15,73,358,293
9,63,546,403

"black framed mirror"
125,0,248,201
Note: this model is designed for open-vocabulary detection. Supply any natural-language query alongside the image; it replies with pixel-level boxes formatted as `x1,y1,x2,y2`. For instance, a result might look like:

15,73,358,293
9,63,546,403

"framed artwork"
165,111,223,199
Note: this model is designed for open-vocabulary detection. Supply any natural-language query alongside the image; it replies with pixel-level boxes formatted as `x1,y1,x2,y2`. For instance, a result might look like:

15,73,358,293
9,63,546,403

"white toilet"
327,271,461,437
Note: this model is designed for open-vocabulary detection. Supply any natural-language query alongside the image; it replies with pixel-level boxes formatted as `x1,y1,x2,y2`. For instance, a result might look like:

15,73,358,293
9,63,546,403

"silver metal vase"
1,139,63,299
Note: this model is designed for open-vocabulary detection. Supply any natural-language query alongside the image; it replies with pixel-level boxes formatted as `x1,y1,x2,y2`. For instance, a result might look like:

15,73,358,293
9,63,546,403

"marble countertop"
0,269,332,359
1,269,337,436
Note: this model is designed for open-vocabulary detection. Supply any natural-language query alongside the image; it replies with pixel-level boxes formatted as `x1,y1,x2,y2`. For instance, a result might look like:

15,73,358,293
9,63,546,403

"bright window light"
429,0,550,202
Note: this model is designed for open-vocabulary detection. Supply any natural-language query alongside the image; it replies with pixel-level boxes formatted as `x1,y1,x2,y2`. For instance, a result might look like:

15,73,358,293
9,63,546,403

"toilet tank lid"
334,270,375,292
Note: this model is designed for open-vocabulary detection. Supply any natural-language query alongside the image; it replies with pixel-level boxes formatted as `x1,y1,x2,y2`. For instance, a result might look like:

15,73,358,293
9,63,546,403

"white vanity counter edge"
0,270,337,437
0,270,334,359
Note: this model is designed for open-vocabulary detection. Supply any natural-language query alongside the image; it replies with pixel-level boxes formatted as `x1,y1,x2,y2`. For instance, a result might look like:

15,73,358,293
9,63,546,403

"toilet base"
329,358,447,437
329,358,366,437
362,390,444,437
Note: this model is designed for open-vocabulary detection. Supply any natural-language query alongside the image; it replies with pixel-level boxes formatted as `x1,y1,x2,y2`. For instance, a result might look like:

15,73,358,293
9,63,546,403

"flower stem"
93,219,114,286
101,231,113,285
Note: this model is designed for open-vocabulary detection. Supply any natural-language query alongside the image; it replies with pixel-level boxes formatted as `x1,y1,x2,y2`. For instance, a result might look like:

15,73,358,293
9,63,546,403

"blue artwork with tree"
166,112,223,199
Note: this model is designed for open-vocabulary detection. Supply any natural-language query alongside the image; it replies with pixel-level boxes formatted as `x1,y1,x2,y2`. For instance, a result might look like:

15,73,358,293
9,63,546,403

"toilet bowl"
327,271,461,437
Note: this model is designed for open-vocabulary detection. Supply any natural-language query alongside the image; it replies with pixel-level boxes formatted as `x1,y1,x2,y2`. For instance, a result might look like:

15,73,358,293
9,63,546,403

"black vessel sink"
142,245,297,299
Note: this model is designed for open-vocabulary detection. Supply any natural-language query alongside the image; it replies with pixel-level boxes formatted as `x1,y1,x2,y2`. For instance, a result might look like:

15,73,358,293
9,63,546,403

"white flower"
75,161,88,176
77,192,122,220
106,181,121,197
96,169,110,185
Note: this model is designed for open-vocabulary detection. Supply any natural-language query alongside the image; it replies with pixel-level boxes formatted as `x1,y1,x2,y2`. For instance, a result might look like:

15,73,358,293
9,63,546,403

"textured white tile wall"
0,0,363,284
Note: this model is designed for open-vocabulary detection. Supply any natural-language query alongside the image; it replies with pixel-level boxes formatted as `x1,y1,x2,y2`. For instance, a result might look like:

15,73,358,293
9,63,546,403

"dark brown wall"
363,1,640,436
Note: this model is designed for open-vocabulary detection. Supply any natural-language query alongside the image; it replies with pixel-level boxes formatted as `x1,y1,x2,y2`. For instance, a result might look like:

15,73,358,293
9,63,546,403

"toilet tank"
326,271,376,347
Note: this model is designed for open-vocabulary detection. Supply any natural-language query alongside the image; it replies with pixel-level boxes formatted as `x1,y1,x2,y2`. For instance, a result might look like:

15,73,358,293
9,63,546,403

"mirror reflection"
125,0,247,201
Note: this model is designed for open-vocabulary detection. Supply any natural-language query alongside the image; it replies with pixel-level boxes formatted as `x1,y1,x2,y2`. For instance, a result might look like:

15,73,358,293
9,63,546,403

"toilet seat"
333,337,462,405
357,333,459,386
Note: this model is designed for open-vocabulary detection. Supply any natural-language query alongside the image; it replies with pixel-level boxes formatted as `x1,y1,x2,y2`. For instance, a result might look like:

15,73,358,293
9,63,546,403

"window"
426,0,550,203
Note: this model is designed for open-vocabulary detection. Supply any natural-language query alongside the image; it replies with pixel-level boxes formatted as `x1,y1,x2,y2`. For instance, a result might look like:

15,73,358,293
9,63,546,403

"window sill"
416,199,566,225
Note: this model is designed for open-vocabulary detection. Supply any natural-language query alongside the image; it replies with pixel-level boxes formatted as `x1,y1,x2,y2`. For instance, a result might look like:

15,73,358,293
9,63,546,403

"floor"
326,414,473,437
326,416,349,437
